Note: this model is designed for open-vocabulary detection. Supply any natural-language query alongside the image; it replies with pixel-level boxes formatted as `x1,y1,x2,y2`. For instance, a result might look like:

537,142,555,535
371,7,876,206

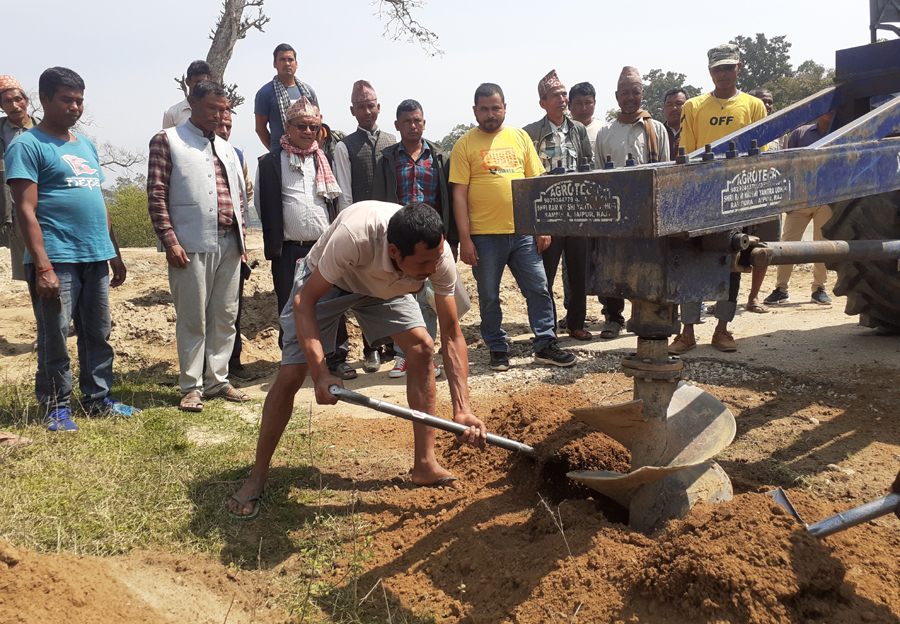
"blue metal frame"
812,94,900,147
686,86,843,158
513,138,900,238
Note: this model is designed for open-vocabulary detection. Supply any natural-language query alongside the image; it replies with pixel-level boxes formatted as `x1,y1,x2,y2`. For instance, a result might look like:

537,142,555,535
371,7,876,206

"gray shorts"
280,259,425,366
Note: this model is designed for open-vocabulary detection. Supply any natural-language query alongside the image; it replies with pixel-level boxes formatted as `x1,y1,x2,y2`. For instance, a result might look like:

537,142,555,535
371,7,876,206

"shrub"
107,184,156,248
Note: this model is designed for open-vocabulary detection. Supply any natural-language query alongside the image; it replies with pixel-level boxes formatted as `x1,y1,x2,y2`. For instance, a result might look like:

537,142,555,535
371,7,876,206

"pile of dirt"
0,538,156,623
435,384,632,510
0,539,288,624
626,494,848,624
317,382,900,624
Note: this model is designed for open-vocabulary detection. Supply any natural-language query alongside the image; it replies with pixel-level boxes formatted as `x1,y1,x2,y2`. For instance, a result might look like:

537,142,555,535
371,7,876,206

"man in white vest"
147,80,249,412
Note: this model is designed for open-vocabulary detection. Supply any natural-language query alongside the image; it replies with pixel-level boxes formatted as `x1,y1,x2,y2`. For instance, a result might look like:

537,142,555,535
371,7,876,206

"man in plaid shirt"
147,80,249,412
372,99,457,378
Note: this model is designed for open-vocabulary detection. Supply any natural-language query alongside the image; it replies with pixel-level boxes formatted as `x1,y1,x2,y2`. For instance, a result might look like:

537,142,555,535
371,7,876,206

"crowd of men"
1,41,840,513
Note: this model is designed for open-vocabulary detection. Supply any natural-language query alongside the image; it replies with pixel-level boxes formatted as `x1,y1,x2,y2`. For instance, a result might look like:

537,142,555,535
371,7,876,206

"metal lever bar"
807,492,900,539
768,488,900,538
747,240,900,267
328,385,537,456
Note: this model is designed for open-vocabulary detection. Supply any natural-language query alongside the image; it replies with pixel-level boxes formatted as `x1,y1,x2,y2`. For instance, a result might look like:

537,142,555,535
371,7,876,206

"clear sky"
2,0,877,181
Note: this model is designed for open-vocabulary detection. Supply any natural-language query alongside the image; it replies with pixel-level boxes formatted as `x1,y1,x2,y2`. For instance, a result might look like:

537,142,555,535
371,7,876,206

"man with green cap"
680,44,767,154
671,43,770,354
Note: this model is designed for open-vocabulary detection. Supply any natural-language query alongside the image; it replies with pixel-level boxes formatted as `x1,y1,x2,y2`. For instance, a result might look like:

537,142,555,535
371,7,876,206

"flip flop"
206,385,250,403
179,390,204,412
419,476,460,489
330,362,358,380
228,494,260,520
747,302,770,313
599,322,622,340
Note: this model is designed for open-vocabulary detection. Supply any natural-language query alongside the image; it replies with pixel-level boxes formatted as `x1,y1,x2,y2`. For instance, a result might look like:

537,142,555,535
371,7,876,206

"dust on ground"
2,234,900,623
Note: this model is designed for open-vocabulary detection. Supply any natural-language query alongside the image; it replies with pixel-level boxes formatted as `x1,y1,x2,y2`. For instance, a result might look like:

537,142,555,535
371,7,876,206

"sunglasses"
290,122,320,132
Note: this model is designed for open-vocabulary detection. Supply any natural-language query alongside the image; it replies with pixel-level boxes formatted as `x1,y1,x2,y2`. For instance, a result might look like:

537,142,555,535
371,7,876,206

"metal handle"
328,385,536,456
808,492,900,539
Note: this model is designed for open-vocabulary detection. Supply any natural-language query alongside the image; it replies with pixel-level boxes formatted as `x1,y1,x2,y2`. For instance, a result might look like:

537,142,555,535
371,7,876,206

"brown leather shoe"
712,329,737,352
668,333,697,355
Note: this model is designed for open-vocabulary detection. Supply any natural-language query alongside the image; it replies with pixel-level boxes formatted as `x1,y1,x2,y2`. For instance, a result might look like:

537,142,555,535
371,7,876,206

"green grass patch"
0,373,406,621
0,375,320,558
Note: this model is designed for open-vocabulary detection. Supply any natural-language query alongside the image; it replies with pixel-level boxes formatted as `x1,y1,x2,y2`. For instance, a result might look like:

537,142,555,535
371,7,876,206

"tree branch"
375,0,443,57
97,141,146,171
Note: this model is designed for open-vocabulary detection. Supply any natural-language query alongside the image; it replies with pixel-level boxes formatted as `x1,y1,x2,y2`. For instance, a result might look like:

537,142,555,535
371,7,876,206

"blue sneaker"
47,407,78,432
764,288,790,304
88,396,142,417
811,288,832,305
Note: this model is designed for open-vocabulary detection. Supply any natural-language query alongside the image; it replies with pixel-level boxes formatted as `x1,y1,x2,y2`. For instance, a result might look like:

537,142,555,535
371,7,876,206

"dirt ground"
2,233,900,624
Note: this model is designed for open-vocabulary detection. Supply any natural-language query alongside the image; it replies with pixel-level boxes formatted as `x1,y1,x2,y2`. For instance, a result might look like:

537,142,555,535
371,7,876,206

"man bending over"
228,201,486,518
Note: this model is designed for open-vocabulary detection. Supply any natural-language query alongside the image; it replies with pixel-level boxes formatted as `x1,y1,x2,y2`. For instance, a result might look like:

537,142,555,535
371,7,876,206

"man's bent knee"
272,363,307,395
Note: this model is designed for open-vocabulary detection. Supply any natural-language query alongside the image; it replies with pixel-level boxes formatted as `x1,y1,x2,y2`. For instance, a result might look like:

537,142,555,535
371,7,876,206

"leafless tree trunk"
206,0,270,83
181,0,441,108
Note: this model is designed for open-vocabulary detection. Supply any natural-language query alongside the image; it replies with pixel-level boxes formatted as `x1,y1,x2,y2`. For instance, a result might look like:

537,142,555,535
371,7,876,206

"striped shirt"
281,150,330,242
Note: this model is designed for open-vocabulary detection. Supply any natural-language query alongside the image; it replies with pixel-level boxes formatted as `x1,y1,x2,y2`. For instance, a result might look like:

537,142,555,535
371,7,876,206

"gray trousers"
169,229,241,395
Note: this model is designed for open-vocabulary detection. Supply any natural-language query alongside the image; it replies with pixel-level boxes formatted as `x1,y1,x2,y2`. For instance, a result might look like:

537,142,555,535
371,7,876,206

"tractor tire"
822,191,900,334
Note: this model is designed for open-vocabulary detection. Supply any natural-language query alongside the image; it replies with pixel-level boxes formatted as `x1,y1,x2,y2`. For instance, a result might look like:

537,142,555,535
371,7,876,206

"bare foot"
227,476,266,516
411,465,462,491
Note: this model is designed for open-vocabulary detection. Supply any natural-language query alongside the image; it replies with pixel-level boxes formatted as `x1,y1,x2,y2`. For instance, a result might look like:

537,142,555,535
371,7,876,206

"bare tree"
175,0,269,106
97,141,146,170
180,0,441,108
375,0,443,57
206,0,270,82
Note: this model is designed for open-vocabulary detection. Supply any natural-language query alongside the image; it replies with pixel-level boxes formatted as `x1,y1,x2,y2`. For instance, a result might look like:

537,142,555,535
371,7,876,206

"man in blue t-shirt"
6,67,140,432
254,43,318,153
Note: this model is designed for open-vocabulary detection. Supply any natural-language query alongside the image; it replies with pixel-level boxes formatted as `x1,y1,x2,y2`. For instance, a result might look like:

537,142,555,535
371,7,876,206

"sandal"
599,322,622,340
206,384,250,403
747,302,770,313
330,362,358,380
227,494,260,520
179,390,204,412
567,328,593,341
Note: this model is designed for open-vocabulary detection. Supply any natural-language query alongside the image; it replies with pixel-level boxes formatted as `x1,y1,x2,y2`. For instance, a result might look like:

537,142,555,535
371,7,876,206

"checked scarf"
279,135,342,200
273,76,313,132
617,109,660,163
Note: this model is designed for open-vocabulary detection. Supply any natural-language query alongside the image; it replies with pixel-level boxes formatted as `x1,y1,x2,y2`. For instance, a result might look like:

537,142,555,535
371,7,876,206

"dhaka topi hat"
538,69,565,98
617,67,642,90
286,97,320,121
351,80,376,103
0,75,23,95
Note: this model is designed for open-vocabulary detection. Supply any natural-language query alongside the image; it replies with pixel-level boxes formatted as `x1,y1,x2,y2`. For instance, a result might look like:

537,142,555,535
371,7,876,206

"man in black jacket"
256,98,355,378
372,99,458,378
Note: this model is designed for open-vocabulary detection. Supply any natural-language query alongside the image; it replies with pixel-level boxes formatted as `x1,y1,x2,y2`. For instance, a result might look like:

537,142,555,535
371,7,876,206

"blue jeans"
470,234,556,352
394,284,438,359
26,262,114,410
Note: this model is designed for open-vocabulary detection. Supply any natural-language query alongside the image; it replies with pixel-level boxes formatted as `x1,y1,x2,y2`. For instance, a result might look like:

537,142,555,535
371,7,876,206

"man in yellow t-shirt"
680,85,766,154
671,43,772,356
450,83,575,371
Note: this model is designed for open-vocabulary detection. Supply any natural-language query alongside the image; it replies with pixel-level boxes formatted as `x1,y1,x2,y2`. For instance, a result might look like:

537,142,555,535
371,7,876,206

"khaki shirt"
306,200,457,299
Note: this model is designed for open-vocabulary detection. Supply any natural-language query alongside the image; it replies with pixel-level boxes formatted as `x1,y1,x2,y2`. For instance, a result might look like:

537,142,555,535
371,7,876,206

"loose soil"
2,234,900,623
